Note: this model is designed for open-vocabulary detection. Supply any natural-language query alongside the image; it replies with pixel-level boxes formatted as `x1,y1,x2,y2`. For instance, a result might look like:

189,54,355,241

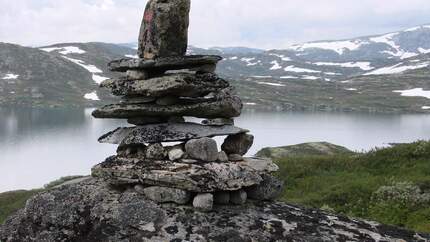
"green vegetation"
273,141,430,233
0,189,41,224
0,176,84,224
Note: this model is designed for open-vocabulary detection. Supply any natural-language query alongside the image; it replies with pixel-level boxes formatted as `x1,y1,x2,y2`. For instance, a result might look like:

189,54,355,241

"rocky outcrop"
1,178,428,242
257,142,355,159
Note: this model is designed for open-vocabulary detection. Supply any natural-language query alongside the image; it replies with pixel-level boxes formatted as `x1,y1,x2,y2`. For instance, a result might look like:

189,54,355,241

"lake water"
1,107,430,192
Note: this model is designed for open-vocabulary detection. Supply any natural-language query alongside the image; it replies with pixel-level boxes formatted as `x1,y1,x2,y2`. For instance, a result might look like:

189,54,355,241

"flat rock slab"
108,55,222,72
98,123,248,144
2,178,428,242
92,94,242,119
100,73,229,98
91,157,278,193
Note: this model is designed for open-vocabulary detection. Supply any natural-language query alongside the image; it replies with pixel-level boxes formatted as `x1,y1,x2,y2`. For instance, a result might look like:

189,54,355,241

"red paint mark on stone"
144,10,153,23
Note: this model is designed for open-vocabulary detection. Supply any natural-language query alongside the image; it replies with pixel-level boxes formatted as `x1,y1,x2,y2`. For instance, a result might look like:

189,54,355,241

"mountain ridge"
1,24,429,112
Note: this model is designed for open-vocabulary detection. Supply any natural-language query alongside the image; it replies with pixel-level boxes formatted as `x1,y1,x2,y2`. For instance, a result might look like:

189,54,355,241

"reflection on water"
1,107,430,192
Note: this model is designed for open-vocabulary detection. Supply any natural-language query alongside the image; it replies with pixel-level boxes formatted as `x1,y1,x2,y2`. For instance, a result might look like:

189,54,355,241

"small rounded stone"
193,193,213,212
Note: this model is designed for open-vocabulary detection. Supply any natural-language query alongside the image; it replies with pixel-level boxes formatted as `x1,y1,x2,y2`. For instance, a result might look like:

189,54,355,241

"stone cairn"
91,0,283,211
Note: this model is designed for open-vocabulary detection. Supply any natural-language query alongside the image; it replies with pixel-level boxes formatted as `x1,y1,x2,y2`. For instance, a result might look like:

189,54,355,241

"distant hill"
0,24,429,112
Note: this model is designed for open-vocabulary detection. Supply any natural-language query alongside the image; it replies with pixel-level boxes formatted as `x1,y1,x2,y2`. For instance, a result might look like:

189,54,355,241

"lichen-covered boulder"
1,178,428,242
138,0,191,59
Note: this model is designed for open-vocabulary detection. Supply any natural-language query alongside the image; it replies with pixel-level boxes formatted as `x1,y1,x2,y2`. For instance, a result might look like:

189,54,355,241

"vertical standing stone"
138,0,191,59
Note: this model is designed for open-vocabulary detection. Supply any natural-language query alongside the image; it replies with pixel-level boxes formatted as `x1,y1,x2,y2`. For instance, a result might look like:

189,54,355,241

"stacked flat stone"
91,0,283,211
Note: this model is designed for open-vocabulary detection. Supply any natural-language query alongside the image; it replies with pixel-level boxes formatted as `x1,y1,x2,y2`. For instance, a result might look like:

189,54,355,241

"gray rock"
92,156,278,192
143,186,191,204
222,133,254,155
185,137,218,162
168,148,184,161
134,184,145,194
138,0,190,59
190,63,217,73
193,193,213,212
156,96,179,106
246,174,284,201
167,116,185,123
127,116,167,125
100,73,229,98
230,190,247,205
228,154,244,162
126,70,148,80
214,191,230,205
202,118,234,126
92,91,242,119
120,96,156,104
217,151,229,163
108,55,222,73
145,143,167,160
1,178,426,242
98,122,248,144
116,143,146,158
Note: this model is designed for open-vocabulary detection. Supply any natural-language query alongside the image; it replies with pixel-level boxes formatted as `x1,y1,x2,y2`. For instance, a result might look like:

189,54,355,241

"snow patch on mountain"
364,62,429,75
369,32,422,59
301,75,319,80
125,54,138,59
370,33,399,49
418,48,430,54
313,62,373,71
41,46,86,55
241,57,260,66
404,25,430,32
284,65,321,73
270,61,282,70
2,74,19,80
252,76,272,78
280,76,297,79
289,40,365,55
84,91,100,101
393,88,430,99
269,53,292,61
422,106,430,110
92,74,109,84
63,57,108,84
257,81,286,87
63,57,102,73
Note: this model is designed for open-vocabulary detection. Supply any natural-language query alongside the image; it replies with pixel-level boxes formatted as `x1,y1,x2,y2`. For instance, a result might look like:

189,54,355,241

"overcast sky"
1,0,430,49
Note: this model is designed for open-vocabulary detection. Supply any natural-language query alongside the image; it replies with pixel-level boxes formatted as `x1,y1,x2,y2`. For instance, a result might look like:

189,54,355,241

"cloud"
0,0,430,49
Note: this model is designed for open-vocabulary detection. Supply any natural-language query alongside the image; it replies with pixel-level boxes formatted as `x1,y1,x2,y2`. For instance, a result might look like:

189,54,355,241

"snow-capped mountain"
1,24,429,112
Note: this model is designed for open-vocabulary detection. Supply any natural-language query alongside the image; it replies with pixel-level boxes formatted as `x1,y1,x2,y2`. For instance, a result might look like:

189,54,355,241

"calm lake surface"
1,107,430,192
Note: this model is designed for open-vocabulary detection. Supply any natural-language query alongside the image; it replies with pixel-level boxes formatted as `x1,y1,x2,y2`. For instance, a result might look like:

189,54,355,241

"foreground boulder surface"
1,178,428,242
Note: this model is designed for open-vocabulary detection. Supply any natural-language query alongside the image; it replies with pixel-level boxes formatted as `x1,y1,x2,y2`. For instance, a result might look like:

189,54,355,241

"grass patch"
0,189,41,224
275,140,430,233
